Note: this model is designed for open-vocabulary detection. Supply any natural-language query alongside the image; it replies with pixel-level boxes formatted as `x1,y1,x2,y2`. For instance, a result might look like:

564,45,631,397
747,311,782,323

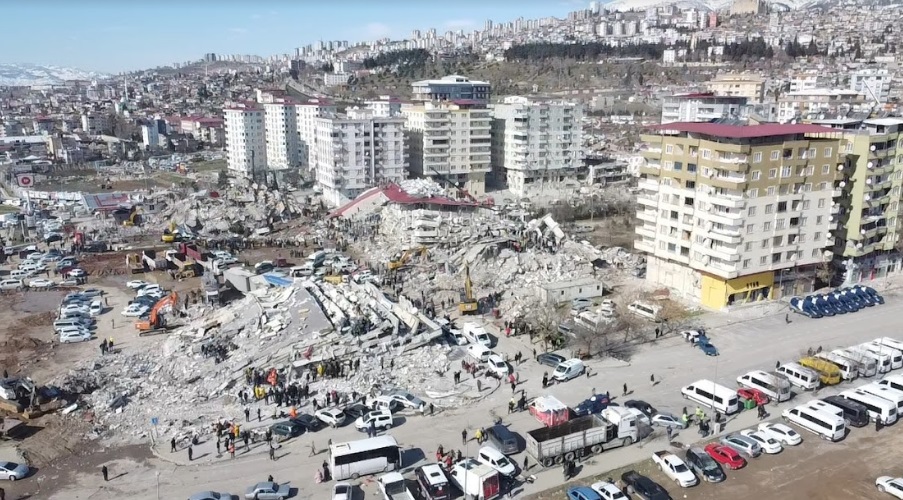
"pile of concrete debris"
52,281,477,445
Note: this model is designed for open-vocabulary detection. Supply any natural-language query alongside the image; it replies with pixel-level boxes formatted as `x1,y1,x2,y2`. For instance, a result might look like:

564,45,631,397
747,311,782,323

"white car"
315,408,347,428
739,429,783,454
625,407,650,426
651,413,686,429
68,268,86,277
137,285,163,297
590,481,627,500
877,476,903,498
757,422,802,446
59,330,92,343
680,330,705,343
332,482,352,500
121,304,150,317
60,304,89,315
476,446,517,477
486,355,510,376
126,280,149,289
89,300,104,316
354,409,393,431
28,278,55,288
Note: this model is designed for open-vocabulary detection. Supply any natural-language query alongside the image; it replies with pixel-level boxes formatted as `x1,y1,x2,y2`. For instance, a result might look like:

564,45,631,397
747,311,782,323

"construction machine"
388,246,428,271
428,166,494,207
122,208,141,227
135,292,179,332
458,263,479,314
161,221,177,243
126,253,143,274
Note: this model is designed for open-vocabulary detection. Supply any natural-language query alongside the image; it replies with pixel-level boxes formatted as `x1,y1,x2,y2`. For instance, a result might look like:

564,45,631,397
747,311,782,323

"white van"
0,279,23,290
839,389,898,425
461,323,492,348
54,319,92,331
874,337,903,356
9,270,27,280
856,383,903,414
814,353,859,381
831,349,878,377
877,374,903,393
781,404,846,441
848,346,892,373
307,251,327,267
736,370,792,402
552,359,585,381
681,379,740,414
804,400,846,421
465,344,491,363
861,342,903,370
627,301,660,322
775,362,821,391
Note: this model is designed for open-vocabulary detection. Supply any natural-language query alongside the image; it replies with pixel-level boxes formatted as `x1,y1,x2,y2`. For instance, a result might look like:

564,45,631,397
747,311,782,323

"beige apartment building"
636,122,847,309
704,74,766,103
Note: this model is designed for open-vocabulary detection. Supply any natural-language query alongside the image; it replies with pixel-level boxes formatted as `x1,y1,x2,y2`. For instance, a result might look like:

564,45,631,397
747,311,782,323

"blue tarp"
263,273,293,288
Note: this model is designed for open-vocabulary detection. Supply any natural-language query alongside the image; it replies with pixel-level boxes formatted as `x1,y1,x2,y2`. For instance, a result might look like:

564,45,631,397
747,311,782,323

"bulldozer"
458,263,479,314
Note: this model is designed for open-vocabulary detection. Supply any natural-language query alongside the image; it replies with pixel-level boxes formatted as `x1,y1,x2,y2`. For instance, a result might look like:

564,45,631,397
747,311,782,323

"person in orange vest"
234,424,240,438
289,406,298,418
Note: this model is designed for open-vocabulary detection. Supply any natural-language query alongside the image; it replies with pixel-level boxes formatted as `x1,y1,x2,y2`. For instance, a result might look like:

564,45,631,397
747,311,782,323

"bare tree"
612,287,648,341
815,257,836,287
657,299,692,335
524,300,565,352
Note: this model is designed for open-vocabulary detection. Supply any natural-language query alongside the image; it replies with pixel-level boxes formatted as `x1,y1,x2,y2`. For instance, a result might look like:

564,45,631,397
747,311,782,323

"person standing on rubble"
101,465,109,481
170,437,176,453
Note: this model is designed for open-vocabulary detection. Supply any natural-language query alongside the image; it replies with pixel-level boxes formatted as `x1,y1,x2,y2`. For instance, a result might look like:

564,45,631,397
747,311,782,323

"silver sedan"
0,461,29,480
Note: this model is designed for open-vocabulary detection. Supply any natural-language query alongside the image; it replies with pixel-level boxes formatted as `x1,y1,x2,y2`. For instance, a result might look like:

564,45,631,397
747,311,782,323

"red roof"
653,122,838,139
329,183,476,218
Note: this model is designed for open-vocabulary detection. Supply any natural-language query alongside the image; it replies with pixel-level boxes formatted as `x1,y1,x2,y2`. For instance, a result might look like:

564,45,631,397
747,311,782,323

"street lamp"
155,471,160,500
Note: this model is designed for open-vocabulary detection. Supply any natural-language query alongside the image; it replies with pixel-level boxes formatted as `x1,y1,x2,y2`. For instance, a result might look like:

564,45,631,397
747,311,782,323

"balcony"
717,154,748,164
637,193,659,206
713,172,747,185
634,238,655,253
708,227,742,244
642,147,662,156
637,210,657,223
636,225,656,239
638,179,659,191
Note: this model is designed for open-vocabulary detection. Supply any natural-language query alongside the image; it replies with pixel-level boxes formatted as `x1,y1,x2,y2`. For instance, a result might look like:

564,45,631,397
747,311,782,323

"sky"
1,0,587,73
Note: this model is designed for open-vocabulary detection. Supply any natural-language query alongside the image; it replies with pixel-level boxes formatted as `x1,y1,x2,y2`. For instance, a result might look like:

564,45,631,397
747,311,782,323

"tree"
524,300,565,352
815,257,836,287
216,169,229,189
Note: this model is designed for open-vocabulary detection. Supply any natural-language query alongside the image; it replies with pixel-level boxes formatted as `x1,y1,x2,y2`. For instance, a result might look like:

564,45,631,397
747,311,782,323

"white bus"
803,400,845,421
847,346,892,374
831,349,878,377
736,370,792,402
329,435,401,480
781,404,846,441
856,383,903,414
877,374,903,393
839,389,898,425
814,353,858,381
861,342,903,370
681,379,740,415
874,337,903,355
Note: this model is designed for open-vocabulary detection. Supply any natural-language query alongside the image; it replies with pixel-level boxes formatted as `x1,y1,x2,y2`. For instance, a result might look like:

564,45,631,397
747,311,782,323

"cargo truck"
448,459,500,500
526,406,638,467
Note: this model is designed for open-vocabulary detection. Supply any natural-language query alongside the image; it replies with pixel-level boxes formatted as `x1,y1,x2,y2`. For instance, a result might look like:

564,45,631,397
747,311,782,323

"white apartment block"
311,108,406,207
491,96,584,197
776,89,868,123
224,103,267,176
849,68,893,103
296,99,337,172
661,93,748,124
264,102,300,170
402,101,492,196
141,123,159,150
80,112,109,135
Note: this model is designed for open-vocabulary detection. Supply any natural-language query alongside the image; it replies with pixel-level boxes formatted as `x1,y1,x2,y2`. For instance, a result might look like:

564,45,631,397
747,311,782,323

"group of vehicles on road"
0,248,86,290
54,289,106,343
790,285,884,318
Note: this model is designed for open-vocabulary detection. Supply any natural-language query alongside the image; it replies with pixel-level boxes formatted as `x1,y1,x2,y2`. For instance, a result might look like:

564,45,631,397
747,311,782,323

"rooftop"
412,75,489,86
654,122,838,139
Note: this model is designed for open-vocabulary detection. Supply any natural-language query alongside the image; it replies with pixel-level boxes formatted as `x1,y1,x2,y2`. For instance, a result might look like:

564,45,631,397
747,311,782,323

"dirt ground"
527,422,900,500
576,216,638,250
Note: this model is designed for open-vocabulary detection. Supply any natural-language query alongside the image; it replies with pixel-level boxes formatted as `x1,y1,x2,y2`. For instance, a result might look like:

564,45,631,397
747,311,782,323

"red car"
737,388,769,406
704,443,746,470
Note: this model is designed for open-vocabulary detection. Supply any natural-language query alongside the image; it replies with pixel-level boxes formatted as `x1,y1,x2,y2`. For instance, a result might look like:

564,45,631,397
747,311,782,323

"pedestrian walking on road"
229,443,235,459
216,439,221,455
430,403,435,415
542,372,548,388
650,374,655,386
258,408,261,422
461,429,467,444
188,445,193,461
523,456,529,471
623,383,628,396
666,425,673,441
101,465,109,482
785,313,791,324
510,382,516,394
309,441,317,457
877,418,883,432
1,486,5,500
170,437,176,452
269,443,276,461
244,407,250,422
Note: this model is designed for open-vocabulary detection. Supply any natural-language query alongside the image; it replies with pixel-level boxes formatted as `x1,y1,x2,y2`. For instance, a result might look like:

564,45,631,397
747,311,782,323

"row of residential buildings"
223,75,586,206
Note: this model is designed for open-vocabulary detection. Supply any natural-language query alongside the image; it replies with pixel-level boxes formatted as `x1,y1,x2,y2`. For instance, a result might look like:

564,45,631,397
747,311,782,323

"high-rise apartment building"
849,68,893,103
311,108,406,207
80,112,109,135
296,99,337,173
635,122,846,309
661,93,748,124
141,122,159,150
224,102,267,176
264,101,300,170
491,96,584,196
402,101,492,196
704,74,766,103
812,117,903,284
411,75,491,104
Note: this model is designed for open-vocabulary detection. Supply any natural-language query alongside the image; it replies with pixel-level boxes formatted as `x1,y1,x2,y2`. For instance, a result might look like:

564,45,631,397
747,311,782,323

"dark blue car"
574,395,611,416
860,285,885,304
790,297,822,318
695,335,719,356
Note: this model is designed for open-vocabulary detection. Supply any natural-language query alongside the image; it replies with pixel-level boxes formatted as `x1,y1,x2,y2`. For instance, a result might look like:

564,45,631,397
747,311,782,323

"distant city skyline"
2,0,585,73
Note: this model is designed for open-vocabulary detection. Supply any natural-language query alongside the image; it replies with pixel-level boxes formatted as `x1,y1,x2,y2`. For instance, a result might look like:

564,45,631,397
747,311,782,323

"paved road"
44,289,903,499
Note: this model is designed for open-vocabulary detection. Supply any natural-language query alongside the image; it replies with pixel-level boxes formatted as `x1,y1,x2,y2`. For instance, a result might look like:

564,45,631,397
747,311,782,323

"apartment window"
760,256,768,265
800,217,808,226
665,144,673,153
770,150,780,160
688,163,697,173
748,206,757,216
674,161,683,171
753,151,763,163
746,224,755,234
773,236,783,246
769,168,777,179
824,147,833,157
803,183,812,192
748,189,758,198
772,252,782,264
664,161,674,170
786,251,797,261
765,204,774,214
818,182,828,190
776,219,785,229
659,241,666,250
777,201,787,212
667,243,677,252
764,221,772,230
808,148,817,158
702,149,711,159
743,259,751,269
751,171,761,181
822,164,830,174
816,215,823,224
745,242,753,251
806,165,814,176
812,248,822,258
802,200,811,210
799,234,806,243
781,166,792,177
817,198,826,208
761,240,769,249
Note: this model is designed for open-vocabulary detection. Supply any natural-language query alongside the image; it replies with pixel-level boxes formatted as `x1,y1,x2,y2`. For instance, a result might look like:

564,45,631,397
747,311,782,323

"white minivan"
461,323,492,347
775,362,821,391
552,359,585,381
681,379,740,414
465,344,491,363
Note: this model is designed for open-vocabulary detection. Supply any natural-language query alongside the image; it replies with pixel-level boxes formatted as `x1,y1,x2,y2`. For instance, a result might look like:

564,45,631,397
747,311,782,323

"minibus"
681,379,740,415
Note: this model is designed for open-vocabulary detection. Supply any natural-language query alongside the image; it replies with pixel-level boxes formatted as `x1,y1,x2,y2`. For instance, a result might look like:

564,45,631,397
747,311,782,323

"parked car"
756,422,802,446
244,481,290,500
0,279,24,290
486,355,510,376
566,486,602,500
269,421,305,440
719,434,762,458
89,300,104,316
121,304,150,317
589,481,626,500
343,403,370,420
476,446,517,477
573,395,611,416
68,268,86,277
59,330,92,343
80,288,104,298
620,470,669,500
126,280,150,289
332,482,352,500
536,352,566,368
650,412,686,429
0,461,29,480
188,492,232,500
623,400,657,418
684,446,725,483
385,389,426,411
289,414,322,432
739,429,783,454
354,409,394,431
703,443,746,469
876,476,903,499
28,278,54,288
738,388,769,406
570,298,593,311
315,408,347,428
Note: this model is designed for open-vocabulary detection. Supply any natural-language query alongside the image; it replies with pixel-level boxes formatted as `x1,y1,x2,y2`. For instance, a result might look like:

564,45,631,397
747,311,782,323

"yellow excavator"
162,221,177,243
388,246,428,271
458,263,479,314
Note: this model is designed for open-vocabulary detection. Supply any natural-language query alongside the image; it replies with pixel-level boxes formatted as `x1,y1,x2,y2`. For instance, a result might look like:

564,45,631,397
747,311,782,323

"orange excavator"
135,292,179,332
